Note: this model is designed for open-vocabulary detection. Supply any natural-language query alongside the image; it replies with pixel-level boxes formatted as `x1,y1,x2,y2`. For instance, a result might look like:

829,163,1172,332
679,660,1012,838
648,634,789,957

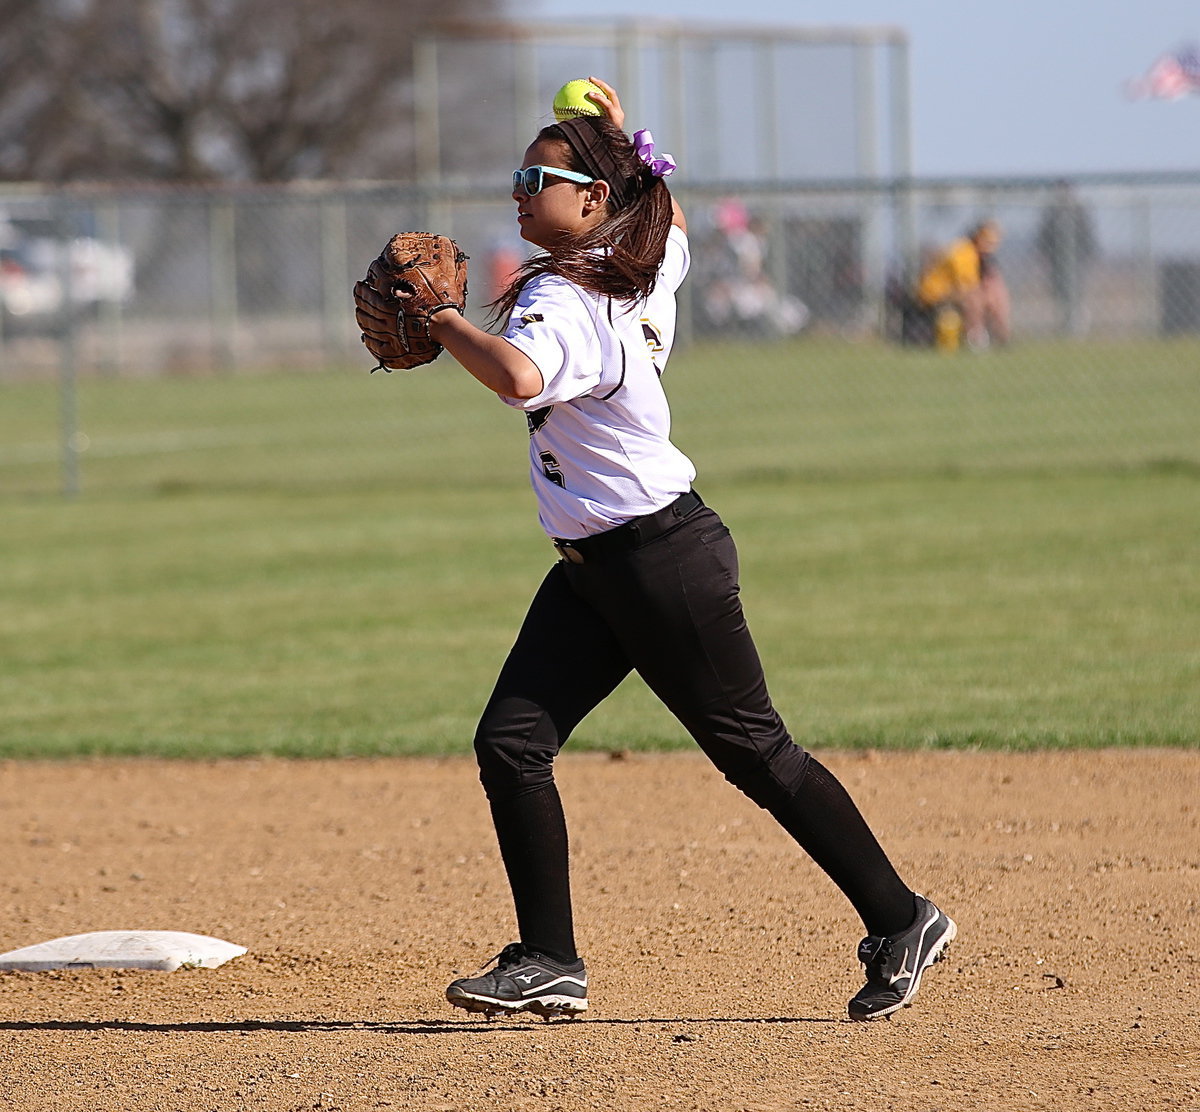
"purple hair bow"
633,128,676,177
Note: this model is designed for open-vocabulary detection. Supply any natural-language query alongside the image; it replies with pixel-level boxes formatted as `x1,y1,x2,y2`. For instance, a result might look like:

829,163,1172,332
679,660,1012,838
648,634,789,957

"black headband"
555,117,637,210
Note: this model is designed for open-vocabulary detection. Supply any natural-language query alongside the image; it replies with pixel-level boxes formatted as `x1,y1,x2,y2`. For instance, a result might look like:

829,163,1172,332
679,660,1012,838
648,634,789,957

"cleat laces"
480,942,527,973
857,934,893,975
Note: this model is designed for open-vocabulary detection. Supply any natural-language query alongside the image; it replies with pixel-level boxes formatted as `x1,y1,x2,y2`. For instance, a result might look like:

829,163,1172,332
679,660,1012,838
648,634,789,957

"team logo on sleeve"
517,313,544,330
640,317,665,354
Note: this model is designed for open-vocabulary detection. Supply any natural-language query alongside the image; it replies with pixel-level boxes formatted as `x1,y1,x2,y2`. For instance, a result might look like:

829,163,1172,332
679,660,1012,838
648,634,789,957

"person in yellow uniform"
915,220,1008,350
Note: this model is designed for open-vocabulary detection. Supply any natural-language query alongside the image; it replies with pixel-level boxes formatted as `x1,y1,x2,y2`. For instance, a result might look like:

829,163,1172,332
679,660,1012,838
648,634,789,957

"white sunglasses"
513,165,596,196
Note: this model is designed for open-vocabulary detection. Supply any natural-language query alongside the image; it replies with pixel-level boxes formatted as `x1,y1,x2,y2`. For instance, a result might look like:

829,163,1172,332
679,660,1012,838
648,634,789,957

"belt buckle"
553,540,585,565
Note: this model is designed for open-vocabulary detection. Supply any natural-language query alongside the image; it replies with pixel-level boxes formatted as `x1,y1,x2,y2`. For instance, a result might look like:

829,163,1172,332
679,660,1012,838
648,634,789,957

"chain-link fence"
2,173,1198,494
5,174,1200,363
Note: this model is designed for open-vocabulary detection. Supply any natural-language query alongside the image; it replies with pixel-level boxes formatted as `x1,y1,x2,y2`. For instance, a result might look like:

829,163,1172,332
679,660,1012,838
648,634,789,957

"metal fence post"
96,200,125,376
889,33,917,279
1134,197,1155,334
414,35,441,187
208,196,238,370
854,40,887,321
320,192,349,364
55,192,80,497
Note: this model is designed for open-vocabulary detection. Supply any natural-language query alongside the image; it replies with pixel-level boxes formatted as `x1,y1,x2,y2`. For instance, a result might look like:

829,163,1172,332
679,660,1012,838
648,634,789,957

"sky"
531,0,1199,177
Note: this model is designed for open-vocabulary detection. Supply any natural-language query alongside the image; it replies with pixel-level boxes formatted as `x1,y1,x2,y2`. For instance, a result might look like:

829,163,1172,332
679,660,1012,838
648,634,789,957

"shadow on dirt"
0,1014,838,1035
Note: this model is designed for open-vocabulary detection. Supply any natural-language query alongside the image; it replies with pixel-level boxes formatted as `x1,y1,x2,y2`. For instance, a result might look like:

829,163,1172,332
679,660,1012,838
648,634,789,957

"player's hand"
586,76,625,130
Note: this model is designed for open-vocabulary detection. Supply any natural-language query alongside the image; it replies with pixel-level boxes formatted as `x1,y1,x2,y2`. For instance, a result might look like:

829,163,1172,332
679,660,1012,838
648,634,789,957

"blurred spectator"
911,220,1010,350
699,199,808,337
976,228,1011,347
1036,182,1097,336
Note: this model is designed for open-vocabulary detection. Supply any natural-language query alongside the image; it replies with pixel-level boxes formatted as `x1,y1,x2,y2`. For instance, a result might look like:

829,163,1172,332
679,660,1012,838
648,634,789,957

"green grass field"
2,337,1197,756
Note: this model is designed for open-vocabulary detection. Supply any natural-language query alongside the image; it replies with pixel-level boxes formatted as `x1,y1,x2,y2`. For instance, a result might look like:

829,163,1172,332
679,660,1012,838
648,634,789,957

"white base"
0,930,248,972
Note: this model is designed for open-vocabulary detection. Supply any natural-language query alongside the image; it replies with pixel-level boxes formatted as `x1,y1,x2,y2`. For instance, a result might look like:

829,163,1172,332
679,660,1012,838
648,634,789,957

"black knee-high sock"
488,783,577,963
772,757,917,938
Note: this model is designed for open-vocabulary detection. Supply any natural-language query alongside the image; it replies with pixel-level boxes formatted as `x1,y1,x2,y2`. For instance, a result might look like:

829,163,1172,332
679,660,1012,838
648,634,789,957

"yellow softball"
553,79,605,122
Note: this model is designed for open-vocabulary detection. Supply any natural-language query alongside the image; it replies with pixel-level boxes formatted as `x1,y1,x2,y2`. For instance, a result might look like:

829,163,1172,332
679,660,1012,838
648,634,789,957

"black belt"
553,490,703,565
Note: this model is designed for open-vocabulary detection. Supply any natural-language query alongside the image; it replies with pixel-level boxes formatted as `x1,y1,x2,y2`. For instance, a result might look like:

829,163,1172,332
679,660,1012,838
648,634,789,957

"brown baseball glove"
353,232,469,372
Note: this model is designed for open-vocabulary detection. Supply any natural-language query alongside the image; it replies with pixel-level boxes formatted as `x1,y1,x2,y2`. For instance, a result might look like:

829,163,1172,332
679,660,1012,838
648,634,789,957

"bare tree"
0,0,504,182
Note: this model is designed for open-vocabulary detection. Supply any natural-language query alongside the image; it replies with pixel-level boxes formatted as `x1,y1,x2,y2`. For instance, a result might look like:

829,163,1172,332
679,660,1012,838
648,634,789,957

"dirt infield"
0,750,1196,1111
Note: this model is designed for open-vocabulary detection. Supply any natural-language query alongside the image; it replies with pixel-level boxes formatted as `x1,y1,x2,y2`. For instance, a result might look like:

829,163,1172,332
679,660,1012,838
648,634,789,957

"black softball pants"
472,497,914,961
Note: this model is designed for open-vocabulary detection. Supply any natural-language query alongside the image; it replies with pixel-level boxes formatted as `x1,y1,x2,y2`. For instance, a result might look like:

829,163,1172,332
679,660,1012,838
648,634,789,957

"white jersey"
500,225,695,540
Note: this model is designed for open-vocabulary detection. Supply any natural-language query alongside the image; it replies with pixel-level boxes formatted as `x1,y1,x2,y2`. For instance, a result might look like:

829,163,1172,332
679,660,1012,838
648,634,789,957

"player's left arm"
670,194,687,233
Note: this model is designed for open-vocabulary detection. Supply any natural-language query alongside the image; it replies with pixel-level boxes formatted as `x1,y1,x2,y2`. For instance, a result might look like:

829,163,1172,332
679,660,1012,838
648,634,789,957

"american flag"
1126,45,1200,100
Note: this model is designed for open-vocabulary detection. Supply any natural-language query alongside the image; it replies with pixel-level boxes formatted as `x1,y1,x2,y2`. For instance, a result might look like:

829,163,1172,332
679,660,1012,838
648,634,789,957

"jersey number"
539,450,566,488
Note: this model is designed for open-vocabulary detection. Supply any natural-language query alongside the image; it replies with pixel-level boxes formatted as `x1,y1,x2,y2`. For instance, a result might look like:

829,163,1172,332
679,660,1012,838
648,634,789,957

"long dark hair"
490,117,674,325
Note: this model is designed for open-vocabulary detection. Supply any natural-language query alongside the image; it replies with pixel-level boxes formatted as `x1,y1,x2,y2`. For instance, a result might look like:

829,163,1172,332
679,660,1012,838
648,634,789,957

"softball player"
426,78,955,1022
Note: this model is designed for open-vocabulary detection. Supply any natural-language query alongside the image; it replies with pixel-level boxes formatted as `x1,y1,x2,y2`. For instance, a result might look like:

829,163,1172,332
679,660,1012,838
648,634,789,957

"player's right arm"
588,75,686,233
670,195,687,233
428,309,544,400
